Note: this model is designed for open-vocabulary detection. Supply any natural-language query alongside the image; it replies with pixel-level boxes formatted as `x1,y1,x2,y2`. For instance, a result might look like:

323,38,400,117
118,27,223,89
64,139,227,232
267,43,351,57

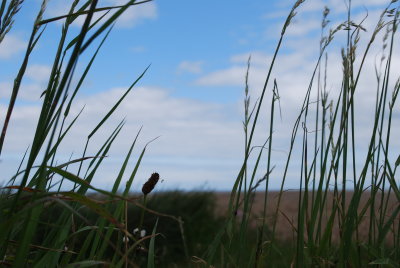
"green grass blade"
88,65,150,139
64,260,109,267
147,218,159,268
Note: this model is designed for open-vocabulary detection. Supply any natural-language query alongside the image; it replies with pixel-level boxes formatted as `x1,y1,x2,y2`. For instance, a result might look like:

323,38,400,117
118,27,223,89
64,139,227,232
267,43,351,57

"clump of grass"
132,191,224,267
0,0,24,43
203,0,400,267
0,1,161,267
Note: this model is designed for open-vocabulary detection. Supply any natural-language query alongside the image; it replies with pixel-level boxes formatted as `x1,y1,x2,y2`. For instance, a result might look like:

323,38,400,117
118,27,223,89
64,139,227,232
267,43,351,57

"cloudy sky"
0,0,399,191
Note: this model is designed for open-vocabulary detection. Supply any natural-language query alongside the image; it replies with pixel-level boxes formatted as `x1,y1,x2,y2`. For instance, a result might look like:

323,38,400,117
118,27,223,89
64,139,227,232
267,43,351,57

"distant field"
214,191,399,243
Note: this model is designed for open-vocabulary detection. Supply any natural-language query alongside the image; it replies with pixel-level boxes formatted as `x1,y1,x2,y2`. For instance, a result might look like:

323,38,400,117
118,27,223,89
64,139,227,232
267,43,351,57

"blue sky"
1,0,399,191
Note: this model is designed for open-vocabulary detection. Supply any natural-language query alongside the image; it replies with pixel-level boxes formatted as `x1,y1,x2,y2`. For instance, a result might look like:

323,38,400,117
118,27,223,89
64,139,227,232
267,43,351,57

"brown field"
214,191,399,244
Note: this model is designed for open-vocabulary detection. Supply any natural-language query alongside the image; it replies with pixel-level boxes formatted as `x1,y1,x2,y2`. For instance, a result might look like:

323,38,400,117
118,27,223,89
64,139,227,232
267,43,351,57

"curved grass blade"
88,65,150,140
147,218,159,268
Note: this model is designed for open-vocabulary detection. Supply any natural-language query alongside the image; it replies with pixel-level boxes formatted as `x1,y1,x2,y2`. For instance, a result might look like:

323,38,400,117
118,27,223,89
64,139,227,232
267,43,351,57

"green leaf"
46,166,122,201
65,260,109,268
395,154,400,167
147,218,159,268
60,191,124,231
369,258,397,267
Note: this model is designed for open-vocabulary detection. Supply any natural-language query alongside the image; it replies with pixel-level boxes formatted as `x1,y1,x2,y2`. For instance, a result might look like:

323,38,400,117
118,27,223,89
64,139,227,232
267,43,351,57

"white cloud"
262,0,391,42
69,87,242,158
327,0,389,14
109,0,157,28
0,64,51,102
0,35,26,59
195,66,247,86
0,82,11,99
192,10,400,190
177,61,204,74
285,18,321,37
230,51,271,66
45,0,157,28
0,82,44,101
94,87,239,158
272,0,388,16
0,86,244,190
302,0,326,13
26,64,52,82
195,49,316,91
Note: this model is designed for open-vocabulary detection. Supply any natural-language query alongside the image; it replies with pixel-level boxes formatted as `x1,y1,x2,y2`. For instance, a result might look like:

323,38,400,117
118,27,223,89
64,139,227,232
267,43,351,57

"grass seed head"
142,172,160,195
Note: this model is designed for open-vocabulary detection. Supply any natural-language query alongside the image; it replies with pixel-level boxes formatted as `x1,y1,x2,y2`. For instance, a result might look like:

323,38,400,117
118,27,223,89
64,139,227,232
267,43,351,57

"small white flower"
122,236,129,243
140,229,146,238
